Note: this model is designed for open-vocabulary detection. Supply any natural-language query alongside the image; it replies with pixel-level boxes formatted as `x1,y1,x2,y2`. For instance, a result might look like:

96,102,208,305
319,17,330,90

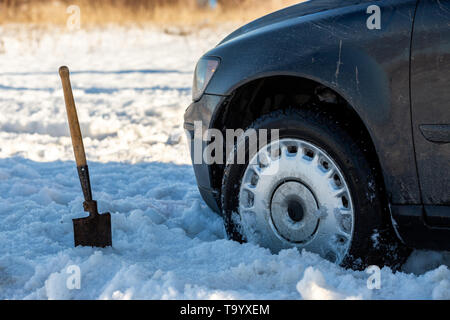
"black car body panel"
184,0,450,250
184,95,224,213
205,0,421,205
219,0,377,45
410,0,450,205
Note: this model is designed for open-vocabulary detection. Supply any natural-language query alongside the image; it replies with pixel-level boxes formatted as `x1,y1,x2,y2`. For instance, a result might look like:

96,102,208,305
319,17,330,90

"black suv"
184,0,449,269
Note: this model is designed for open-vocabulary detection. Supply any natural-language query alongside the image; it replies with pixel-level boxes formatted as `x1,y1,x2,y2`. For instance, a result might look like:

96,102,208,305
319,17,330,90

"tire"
221,108,410,270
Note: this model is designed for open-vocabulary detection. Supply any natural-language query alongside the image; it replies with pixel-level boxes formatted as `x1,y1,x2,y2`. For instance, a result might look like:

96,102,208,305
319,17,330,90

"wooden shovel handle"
59,66,87,167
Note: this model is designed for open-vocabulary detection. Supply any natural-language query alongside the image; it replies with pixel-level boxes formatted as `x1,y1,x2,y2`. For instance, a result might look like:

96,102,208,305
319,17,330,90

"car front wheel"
221,109,409,270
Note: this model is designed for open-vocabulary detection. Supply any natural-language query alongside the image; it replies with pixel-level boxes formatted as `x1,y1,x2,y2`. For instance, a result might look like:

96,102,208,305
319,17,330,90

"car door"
411,0,450,223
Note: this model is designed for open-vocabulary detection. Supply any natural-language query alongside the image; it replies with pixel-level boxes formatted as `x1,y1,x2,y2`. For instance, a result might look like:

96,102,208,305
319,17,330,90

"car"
183,0,450,270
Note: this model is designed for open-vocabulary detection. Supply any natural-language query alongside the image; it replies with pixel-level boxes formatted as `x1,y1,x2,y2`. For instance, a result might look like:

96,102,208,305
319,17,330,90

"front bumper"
184,94,226,214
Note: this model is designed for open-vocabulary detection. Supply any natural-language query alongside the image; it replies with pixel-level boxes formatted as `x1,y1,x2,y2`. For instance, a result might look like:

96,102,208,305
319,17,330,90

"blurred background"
0,0,304,165
0,0,300,27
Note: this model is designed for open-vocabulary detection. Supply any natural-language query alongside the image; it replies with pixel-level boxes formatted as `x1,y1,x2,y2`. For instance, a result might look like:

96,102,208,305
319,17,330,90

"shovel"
59,66,112,248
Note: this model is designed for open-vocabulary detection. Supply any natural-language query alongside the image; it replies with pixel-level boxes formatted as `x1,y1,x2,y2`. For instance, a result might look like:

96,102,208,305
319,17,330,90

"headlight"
192,57,220,101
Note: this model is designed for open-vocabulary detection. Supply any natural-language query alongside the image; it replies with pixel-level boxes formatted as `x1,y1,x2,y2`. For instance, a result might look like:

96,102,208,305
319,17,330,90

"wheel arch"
210,75,390,215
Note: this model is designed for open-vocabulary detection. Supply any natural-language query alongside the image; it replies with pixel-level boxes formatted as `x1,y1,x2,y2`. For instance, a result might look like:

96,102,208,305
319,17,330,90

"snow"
0,25,449,300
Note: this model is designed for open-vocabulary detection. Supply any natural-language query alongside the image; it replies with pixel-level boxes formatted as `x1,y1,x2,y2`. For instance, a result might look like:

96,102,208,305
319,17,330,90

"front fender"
204,0,421,204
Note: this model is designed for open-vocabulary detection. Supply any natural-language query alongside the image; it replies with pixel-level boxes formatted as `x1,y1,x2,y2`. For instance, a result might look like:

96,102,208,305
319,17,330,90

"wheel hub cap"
270,181,319,243
238,138,355,264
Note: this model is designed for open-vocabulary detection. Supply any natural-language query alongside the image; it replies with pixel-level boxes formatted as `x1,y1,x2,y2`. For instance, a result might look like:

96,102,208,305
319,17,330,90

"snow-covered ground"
0,25,449,300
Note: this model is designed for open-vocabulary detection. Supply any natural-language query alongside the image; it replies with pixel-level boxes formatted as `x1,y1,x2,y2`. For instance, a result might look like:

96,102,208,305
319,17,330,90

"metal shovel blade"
73,212,112,248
